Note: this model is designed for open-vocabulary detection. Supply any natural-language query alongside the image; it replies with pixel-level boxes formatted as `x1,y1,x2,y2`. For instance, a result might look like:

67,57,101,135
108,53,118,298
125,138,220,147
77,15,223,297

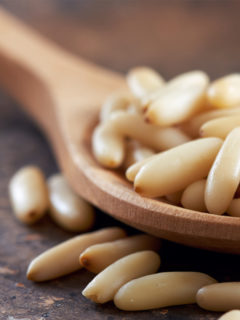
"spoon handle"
0,8,123,125
0,8,73,118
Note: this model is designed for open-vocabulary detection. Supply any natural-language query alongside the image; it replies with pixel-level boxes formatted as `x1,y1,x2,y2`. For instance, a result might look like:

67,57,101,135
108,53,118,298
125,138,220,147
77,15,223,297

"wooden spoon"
0,8,239,254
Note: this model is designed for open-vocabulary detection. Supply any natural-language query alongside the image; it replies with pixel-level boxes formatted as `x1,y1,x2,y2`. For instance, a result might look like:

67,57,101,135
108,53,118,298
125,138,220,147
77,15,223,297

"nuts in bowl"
92,68,240,217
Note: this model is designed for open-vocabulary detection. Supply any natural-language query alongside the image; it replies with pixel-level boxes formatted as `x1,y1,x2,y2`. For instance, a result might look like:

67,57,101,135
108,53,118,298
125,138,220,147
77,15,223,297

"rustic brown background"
0,1,240,319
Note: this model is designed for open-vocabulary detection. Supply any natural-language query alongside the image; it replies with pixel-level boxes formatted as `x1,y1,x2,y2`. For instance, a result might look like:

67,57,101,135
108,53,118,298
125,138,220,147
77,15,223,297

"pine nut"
123,140,155,169
48,174,95,232
100,91,138,122
227,199,240,217
205,128,240,215
92,121,125,168
80,234,161,274
140,89,163,111
132,145,155,163
110,111,190,151
146,71,209,126
125,154,156,182
181,107,240,138
27,227,126,282
197,282,240,312
207,74,240,109
127,67,165,98
82,250,160,303
9,166,48,224
219,310,240,320
200,116,240,139
181,179,207,212
114,271,217,311
134,138,222,198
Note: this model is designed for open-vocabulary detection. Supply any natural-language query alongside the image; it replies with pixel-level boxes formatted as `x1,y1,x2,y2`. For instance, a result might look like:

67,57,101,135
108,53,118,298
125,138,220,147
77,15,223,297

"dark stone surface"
0,1,240,319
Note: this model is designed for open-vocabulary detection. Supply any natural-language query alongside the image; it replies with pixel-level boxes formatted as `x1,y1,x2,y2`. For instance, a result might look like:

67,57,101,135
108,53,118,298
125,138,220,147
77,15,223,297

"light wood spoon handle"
0,8,123,125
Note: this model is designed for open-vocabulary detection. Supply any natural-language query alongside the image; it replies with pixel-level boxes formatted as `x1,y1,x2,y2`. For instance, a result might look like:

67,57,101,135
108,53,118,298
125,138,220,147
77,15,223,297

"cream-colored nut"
146,71,209,126
205,128,240,215
48,174,95,232
114,271,217,311
227,199,240,217
110,111,190,151
181,179,207,212
92,121,125,168
181,107,240,138
127,67,165,99
134,138,222,198
127,102,142,115
80,234,161,274
132,145,155,163
197,282,240,312
142,81,212,113
207,74,240,109
123,140,155,169
219,310,240,320
125,154,156,182
82,250,160,303
100,91,138,122
200,116,240,139
9,166,48,224
27,227,126,282
140,89,163,111
166,191,183,205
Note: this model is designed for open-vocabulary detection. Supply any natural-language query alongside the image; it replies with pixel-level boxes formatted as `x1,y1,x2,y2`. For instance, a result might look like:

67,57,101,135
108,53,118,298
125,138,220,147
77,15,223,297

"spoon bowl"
1,8,240,254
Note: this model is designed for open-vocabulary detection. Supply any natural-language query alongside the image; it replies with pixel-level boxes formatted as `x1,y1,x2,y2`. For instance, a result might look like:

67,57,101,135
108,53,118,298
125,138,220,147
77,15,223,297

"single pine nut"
205,128,240,215
200,116,240,139
80,234,161,274
92,121,125,168
132,145,155,163
125,154,156,182
82,250,160,303
181,107,240,138
100,91,138,122
146,71,209,126
140,89,163,111
127,67,165,98
134,138,222,198
207,74,240,109
123,140,155,169
219,310,240,320
9,166,48,224
110,111,190,151
181,179,207,212
114,271,217,311
227,199,240,217
166,191,183,205
27,227,126,282
197,282,240,312
48,174,95,232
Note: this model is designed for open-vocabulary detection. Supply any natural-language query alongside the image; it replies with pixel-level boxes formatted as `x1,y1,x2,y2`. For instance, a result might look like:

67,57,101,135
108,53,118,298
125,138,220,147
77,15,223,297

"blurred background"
1,0,240,78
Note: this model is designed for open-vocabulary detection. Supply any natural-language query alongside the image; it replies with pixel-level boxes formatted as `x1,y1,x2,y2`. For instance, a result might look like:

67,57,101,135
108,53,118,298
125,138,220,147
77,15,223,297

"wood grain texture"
0,0,240,319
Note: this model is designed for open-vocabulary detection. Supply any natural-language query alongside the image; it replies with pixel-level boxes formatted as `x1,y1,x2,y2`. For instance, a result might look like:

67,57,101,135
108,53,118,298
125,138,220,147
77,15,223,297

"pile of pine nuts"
25,225,218,309
24,224,240,318
8,170,240,318
92,68,240,216
8,68,240,319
